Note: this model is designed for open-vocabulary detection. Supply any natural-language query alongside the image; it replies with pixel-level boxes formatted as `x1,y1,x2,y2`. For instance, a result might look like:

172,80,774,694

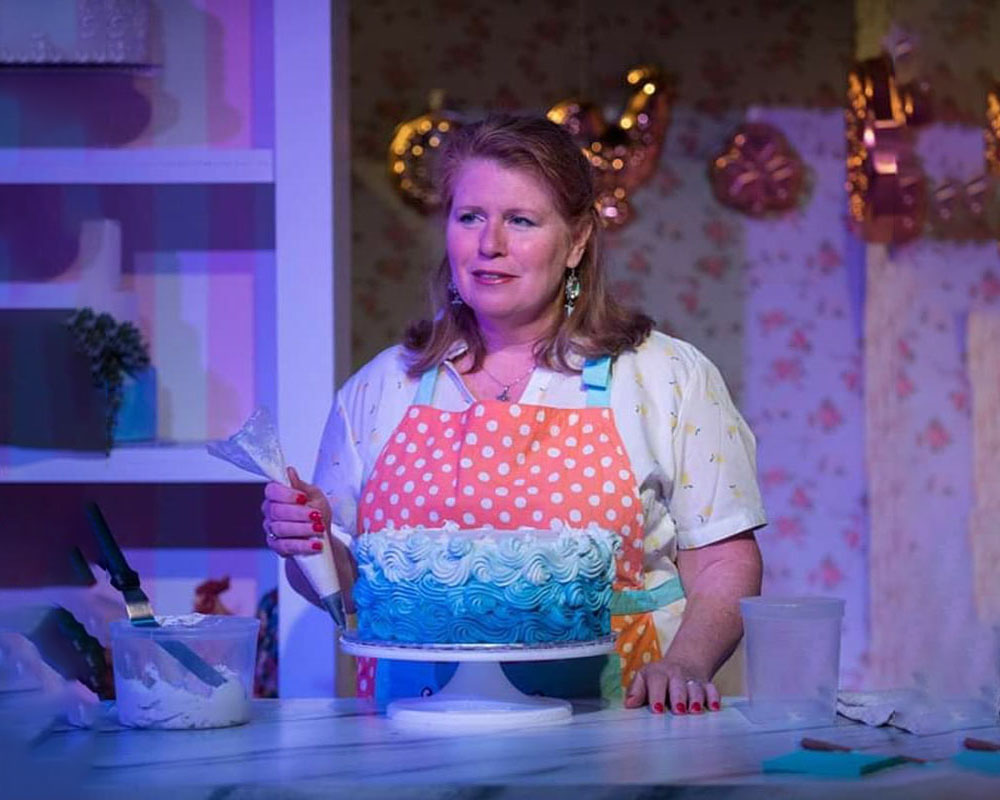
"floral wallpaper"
864,121,1000,695
348,0,1000,692
349,0,853,368
739,109,869,688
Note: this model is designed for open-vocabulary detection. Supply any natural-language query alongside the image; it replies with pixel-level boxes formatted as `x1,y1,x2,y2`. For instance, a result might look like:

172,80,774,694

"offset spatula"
85,502,226,688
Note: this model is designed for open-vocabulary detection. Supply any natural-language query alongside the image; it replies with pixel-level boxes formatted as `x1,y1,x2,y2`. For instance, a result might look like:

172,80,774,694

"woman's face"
446,158,588,333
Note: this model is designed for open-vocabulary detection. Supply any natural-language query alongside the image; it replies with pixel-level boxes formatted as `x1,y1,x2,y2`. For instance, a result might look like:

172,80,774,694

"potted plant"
66,308,151,453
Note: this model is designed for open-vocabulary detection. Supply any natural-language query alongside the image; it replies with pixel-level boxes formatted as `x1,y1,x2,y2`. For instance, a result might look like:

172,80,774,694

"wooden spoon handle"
801,737,852,752
801,737,928,764
963,737,1000,752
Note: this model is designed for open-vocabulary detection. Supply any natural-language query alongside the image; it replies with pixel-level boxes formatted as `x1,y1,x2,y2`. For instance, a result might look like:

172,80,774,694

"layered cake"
352,526,618,644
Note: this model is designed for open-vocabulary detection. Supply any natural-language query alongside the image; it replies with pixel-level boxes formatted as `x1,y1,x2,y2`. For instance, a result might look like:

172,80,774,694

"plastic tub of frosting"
110,614,259,729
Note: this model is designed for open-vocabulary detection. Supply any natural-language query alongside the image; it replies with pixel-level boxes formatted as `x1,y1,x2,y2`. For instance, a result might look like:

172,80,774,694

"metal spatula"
85,502,226,688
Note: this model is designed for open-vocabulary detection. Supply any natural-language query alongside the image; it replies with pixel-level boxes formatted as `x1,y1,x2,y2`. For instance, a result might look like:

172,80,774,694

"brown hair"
402,114,653,376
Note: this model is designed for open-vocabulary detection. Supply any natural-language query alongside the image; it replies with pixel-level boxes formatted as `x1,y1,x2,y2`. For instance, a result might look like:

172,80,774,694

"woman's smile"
472,269,517,284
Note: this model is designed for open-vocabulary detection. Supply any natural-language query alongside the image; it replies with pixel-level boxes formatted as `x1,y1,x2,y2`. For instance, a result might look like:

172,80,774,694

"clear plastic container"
110,614,259,729
739,596,844,725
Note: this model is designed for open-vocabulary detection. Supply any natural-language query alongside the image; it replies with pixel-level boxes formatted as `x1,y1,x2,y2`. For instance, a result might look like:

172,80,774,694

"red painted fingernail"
711,701,721,711
652,702,664,713
312,522,324,532
675,703,687,714
309,510,322,522
295,494,307,505
311,541,323,551
691,702,703,713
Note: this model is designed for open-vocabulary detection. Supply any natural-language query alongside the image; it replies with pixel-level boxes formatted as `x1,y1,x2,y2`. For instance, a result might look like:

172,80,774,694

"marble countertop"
12,698,1000,799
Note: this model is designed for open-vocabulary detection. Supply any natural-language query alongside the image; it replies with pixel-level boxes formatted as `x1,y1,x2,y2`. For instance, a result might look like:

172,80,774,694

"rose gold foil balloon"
548,66,672,228
709,123,805,217
846,55,928,245
928,175,1000,241
863,152,927,245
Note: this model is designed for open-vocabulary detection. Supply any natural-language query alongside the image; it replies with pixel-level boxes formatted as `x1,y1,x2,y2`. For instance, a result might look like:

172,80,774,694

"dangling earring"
564,268,581,317
448,279,464,307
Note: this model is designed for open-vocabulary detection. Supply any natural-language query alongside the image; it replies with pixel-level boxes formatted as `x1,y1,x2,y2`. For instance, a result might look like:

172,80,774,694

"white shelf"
0,443,262,483
0,147,274,184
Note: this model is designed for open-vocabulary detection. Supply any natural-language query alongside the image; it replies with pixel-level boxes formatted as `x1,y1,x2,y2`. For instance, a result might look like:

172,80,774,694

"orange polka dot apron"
354,356,684,702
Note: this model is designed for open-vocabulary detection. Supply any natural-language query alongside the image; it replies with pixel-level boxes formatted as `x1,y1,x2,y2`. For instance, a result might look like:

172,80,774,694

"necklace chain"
479,361,536,402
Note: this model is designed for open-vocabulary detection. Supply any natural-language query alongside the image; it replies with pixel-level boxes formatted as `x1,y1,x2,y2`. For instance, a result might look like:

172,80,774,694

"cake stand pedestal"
340,634,616,730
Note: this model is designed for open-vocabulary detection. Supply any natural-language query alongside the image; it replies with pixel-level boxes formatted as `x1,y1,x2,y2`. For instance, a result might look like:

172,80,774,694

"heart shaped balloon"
709,122,806,217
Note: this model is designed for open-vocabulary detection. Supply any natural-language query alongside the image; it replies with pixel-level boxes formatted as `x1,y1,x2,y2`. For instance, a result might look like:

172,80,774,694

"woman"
263,115,765,714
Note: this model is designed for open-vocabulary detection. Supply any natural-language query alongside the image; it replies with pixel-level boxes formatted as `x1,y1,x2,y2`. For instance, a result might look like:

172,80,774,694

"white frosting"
115,663,250,729
356,525,618,588
153,613,210,628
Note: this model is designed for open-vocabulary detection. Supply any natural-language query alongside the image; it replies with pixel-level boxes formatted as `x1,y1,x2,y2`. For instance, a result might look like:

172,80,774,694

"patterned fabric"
741,108,869,688
865,235,999,693
859,112,1000,693
354,359,655,699
967,312,1000,624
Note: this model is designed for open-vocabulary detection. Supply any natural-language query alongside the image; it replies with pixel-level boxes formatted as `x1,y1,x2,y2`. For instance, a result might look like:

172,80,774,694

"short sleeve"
312,390,364,548
668,350,766,549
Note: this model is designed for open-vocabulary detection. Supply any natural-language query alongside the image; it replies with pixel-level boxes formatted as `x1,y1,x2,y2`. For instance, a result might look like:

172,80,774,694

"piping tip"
319,592,347,629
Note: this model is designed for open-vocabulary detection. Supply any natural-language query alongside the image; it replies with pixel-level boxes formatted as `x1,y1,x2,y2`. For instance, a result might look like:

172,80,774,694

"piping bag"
207,408,347,628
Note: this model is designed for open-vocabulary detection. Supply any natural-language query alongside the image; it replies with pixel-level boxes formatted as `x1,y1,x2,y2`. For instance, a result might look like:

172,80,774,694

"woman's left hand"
623,659,721,715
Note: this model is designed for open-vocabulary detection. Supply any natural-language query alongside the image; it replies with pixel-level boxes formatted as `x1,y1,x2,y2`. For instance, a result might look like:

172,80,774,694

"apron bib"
353,356,682,702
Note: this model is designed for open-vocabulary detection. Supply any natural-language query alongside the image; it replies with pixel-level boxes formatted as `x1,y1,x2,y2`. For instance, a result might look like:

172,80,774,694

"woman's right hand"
261,466,332,557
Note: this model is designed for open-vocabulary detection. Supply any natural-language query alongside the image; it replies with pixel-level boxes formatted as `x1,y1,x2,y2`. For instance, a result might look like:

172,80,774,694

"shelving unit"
0,147,273,184
0,0,348,699
0,62,161,75
0,0,344,493
0,442,254,483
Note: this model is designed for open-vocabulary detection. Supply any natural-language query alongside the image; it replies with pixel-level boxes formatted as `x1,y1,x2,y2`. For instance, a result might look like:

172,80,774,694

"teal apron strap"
582,355,612,408
610,576,686,615
600,577,687,700
413,366,439,405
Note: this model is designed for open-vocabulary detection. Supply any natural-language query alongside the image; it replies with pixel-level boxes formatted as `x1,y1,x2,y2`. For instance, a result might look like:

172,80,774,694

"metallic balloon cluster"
708,122,806,217
385,67,671,228
845,54,930,245
547,66,672,227
847,36,1000,245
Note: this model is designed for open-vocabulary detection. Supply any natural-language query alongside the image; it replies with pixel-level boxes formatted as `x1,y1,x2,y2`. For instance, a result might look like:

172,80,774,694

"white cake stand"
340,633,616,730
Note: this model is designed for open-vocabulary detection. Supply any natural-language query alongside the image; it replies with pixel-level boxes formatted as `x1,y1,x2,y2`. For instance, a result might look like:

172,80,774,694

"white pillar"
274,0,350,697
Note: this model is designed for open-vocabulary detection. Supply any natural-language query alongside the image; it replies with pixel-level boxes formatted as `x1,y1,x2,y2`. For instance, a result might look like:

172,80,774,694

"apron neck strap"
418,356,614,406
414,365,439,405
582,355,613,407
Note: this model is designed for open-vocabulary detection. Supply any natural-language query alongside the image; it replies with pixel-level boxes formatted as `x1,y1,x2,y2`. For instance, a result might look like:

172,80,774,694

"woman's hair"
402,114,653,376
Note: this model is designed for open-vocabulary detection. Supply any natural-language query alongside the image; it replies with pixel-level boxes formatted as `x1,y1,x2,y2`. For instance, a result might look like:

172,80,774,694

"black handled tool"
85,502,226,688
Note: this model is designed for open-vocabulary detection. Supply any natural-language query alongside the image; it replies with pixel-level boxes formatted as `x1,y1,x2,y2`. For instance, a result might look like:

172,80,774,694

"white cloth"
313,331,767,650
837,689,999,735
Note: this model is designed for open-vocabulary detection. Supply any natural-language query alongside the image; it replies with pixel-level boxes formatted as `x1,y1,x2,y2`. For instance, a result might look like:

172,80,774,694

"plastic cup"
110,614,259,729
739,596,844,725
